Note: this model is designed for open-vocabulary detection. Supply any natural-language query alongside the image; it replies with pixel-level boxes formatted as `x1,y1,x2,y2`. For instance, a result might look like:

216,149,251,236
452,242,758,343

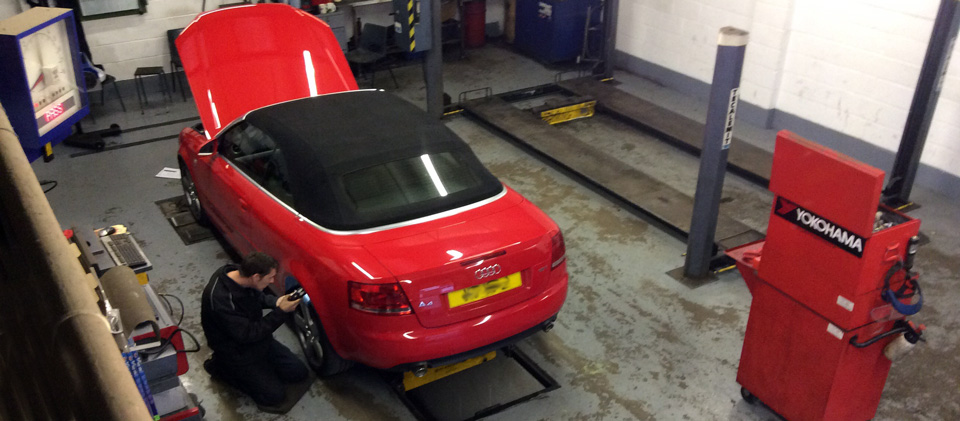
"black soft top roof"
243,90,503,231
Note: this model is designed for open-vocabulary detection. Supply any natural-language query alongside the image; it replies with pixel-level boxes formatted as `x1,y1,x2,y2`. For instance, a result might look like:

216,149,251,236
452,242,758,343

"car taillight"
551,231,566,269
348,281,412,315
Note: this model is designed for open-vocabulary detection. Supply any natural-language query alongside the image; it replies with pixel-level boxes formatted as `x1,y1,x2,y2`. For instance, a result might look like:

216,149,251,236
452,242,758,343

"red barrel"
463,0,486,48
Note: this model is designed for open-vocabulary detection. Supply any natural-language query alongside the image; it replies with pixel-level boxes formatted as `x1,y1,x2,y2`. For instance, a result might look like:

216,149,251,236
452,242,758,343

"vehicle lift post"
599,0,619,79
883,0,960,209
684,27,749,279
424,0,444,119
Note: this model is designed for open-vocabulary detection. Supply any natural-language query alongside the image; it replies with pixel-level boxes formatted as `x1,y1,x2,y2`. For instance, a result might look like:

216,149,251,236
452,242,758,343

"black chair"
134,66,172,113
88,65,126,112
345,24,398,89
168,28,187,101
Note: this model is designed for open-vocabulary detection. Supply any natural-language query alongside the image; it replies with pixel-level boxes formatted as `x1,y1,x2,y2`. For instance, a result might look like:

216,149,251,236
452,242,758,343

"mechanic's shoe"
203,358,224,382
255,373,313,415
256,402,288,415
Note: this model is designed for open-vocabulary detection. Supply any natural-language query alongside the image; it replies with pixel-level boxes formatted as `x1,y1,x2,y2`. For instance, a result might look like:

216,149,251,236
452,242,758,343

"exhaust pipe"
413,363,429,378
543,320,555,332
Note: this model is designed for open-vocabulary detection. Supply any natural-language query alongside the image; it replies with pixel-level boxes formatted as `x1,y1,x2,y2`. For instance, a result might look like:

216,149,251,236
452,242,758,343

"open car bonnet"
176,3,357,138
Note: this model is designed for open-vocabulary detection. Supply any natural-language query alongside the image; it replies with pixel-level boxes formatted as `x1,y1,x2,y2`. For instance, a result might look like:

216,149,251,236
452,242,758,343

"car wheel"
179,161,209,226
740,387,759,405
292,300,353,377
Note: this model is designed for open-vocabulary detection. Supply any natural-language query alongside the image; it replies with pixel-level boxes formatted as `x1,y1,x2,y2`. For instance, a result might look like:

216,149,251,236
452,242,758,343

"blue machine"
515,0,598,64
0,7,90,162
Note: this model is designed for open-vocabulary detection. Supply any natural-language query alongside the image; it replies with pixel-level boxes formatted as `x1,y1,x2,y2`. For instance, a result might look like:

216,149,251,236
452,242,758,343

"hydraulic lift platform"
460,94,763,261
558,77,773,186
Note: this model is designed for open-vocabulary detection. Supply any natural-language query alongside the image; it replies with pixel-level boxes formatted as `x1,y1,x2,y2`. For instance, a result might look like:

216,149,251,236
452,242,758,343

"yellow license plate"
447,272,522,308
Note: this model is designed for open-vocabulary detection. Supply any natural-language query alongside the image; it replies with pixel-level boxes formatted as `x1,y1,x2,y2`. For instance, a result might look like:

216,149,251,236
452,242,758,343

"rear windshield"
341,151,498,223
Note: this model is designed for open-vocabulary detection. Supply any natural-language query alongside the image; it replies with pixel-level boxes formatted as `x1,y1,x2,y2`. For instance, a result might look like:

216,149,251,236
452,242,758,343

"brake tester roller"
726,131,926,421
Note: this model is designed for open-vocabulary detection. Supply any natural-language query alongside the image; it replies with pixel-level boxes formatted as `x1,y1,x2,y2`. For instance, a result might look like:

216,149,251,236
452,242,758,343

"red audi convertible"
176,4,567,375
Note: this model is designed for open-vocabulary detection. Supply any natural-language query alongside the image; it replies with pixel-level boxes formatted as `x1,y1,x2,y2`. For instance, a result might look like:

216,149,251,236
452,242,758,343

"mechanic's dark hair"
239,252,278,277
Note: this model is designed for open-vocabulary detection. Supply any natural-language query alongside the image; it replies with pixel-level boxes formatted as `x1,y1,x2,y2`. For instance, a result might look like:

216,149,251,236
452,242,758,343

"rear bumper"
337,273,567,369
389,313,558,372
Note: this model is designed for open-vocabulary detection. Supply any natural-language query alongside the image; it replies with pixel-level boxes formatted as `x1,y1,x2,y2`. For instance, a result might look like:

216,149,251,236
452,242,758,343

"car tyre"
740,387,759,405
292,300,352,377
179,161,209,226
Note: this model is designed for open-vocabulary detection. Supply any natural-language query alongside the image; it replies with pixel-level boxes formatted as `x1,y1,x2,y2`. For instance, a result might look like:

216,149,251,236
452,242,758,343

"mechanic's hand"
276,294,301,312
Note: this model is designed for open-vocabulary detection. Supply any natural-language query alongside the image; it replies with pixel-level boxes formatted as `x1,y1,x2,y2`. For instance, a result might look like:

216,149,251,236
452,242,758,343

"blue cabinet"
0,7,89,162
515,0,597,63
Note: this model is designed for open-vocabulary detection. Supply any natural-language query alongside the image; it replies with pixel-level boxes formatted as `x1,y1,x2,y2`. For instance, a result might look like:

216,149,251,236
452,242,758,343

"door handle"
239,198,249,210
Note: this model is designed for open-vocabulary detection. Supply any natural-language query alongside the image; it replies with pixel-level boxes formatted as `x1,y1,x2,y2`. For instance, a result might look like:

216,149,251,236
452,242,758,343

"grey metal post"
884,0,960,207
601,0,619,79
684,27,749,279
424,0,444,118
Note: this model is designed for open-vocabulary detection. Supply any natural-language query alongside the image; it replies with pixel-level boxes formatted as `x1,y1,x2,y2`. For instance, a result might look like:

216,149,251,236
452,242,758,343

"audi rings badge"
475,264,502,280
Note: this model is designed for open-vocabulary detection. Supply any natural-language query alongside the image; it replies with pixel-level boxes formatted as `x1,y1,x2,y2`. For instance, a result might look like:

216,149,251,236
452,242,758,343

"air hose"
881,260,923,316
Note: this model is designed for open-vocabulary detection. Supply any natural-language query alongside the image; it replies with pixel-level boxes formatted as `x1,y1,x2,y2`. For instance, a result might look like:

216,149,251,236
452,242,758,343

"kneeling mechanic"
201,252,307,410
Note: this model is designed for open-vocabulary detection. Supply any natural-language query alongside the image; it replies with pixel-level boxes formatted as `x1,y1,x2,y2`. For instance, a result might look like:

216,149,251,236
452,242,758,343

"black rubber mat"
155,196,215,245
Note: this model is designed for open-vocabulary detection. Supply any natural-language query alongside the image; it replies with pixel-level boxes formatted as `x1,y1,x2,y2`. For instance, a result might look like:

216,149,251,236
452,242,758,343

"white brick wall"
617,0,791,109
0,0,197,80
80,0,202,80
781,0,958,178
617,0,960,183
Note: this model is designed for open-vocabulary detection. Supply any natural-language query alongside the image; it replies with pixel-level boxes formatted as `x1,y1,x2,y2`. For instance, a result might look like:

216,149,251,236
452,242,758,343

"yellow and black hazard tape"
407,0,415,51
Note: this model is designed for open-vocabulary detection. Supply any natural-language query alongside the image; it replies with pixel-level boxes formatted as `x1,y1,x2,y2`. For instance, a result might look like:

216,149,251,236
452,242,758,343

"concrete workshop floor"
30,43,960,420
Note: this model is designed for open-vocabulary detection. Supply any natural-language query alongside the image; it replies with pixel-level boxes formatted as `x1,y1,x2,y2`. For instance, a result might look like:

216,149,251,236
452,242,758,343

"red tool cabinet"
726,131,922,421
